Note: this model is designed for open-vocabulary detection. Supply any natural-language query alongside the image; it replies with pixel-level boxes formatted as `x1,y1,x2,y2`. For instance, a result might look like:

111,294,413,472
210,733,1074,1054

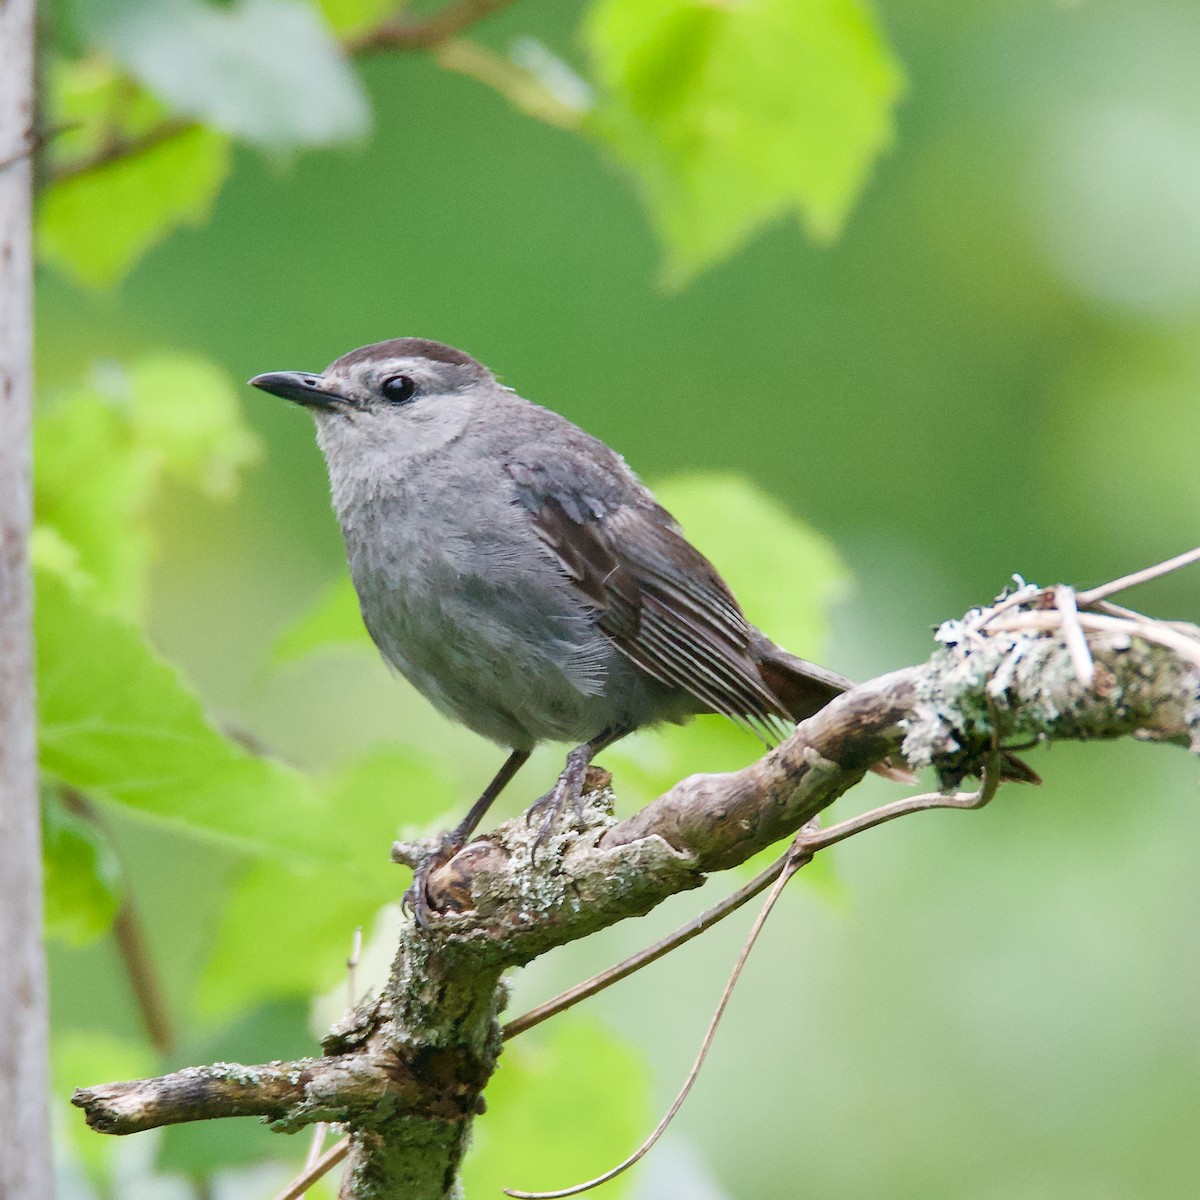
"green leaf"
38,57,232,287
29,527,90,592
46,56,176,168
462,1017,650,1199
38,123,231,287
124,354,264,496
41,790,123,946
34,355,261,616
273,576,372,664
36,562,330,860
84,0,370,148
35,388,157,616
200,747,457,1015
38,56,235,286
583,0,905,284
312,0,396,37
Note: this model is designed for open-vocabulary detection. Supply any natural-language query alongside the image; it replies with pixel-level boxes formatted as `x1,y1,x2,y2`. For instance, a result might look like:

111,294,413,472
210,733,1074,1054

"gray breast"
334,454,637,749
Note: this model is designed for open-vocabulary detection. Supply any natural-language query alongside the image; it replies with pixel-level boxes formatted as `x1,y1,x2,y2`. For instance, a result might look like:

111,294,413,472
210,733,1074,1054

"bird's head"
249,338,496,456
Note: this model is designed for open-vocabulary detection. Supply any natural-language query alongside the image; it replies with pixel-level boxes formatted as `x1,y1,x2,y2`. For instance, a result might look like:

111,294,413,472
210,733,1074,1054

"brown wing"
507,458,792,742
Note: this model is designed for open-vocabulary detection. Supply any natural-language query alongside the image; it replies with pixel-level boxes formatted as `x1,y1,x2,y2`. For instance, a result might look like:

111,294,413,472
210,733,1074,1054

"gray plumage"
249,338,856,915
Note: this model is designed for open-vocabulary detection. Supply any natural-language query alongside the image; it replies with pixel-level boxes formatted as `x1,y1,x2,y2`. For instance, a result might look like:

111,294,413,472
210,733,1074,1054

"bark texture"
0,2,53,1197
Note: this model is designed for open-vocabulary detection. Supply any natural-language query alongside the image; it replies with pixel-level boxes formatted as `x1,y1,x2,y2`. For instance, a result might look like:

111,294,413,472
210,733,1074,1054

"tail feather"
750,631,851,724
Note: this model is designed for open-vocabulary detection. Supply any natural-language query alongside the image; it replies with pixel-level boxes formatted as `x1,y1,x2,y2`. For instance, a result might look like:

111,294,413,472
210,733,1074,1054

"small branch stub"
74,1054,402,1136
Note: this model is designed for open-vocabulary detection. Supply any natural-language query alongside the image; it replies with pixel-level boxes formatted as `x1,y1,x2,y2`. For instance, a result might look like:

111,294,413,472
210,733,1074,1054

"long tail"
749,631,853,724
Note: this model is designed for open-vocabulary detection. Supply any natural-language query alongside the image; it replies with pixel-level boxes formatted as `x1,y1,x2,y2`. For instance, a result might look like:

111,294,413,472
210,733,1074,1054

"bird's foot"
525,747,592,863
402,831,464,930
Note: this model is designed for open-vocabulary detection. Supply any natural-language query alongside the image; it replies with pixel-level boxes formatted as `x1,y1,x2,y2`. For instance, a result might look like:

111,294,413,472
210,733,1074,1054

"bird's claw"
402,832,464,930
524,763,588,863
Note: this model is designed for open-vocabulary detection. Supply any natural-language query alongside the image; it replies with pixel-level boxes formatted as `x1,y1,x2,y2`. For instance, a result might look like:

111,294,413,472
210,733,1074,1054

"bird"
249,339,947,920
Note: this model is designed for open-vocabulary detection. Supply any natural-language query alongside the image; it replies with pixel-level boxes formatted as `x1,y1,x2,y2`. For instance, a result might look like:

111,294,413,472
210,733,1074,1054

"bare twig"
991,610,1200,672
1054,585,1095,689
803,764,1000,850
111,901,176,1055
433,39,584,130
1077,546,1200,606
60,791,177,1055
49,117,194,184
1091,598,1152,621
272,1138,351,1200
74,1054,403,1136
965,577,1041,632
302,1121,328,1177
348,0,518,53
502,760,1012,1039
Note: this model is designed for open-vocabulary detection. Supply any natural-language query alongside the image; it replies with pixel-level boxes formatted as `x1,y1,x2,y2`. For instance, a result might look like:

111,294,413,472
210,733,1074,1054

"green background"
39,0,1200,1197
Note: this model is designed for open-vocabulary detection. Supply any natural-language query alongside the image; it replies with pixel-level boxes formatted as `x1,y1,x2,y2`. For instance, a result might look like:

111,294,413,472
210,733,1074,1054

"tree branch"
431,39,585,130
347,0,519,54
48,117,195,184
72,576,1200,1199
73,1053,410,1136
0,1,55,1195
61,789,179,1055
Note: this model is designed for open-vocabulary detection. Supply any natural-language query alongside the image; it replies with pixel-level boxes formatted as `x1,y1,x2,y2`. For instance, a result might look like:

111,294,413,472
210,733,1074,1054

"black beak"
248,371,343,411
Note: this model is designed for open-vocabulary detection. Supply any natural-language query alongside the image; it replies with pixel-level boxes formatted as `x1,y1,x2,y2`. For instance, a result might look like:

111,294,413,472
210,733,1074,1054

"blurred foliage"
585,0,904,283
52,1030,159,1192
653,474,849,653
272,573,368,663
35,561,331,859
315,0,396,37
40,792,123,947
39,58,231,287
35,354,259,615
80,0,370,147
38,0,897,285
198,746,456,1016
154,1000,319,1175
39,123,231,288
460,1017,651,1198
30,0,1200,1198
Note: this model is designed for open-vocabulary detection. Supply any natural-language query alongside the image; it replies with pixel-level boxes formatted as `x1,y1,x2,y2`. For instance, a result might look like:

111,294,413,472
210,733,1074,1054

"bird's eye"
380,374,417,405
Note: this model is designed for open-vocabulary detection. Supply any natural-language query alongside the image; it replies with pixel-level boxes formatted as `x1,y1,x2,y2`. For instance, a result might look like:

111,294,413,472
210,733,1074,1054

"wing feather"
506,454,791,741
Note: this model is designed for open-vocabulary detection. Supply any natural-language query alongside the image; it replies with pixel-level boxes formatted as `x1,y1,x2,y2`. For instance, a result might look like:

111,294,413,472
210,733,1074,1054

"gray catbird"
250,339,1013,918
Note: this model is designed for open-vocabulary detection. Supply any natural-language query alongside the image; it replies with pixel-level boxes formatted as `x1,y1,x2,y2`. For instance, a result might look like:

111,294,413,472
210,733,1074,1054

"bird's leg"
405,748,530,928
449,748,533,845
527,727,627,860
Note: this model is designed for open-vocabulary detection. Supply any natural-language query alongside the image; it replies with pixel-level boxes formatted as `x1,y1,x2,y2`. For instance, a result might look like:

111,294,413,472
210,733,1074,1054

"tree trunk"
0,1,54,1196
